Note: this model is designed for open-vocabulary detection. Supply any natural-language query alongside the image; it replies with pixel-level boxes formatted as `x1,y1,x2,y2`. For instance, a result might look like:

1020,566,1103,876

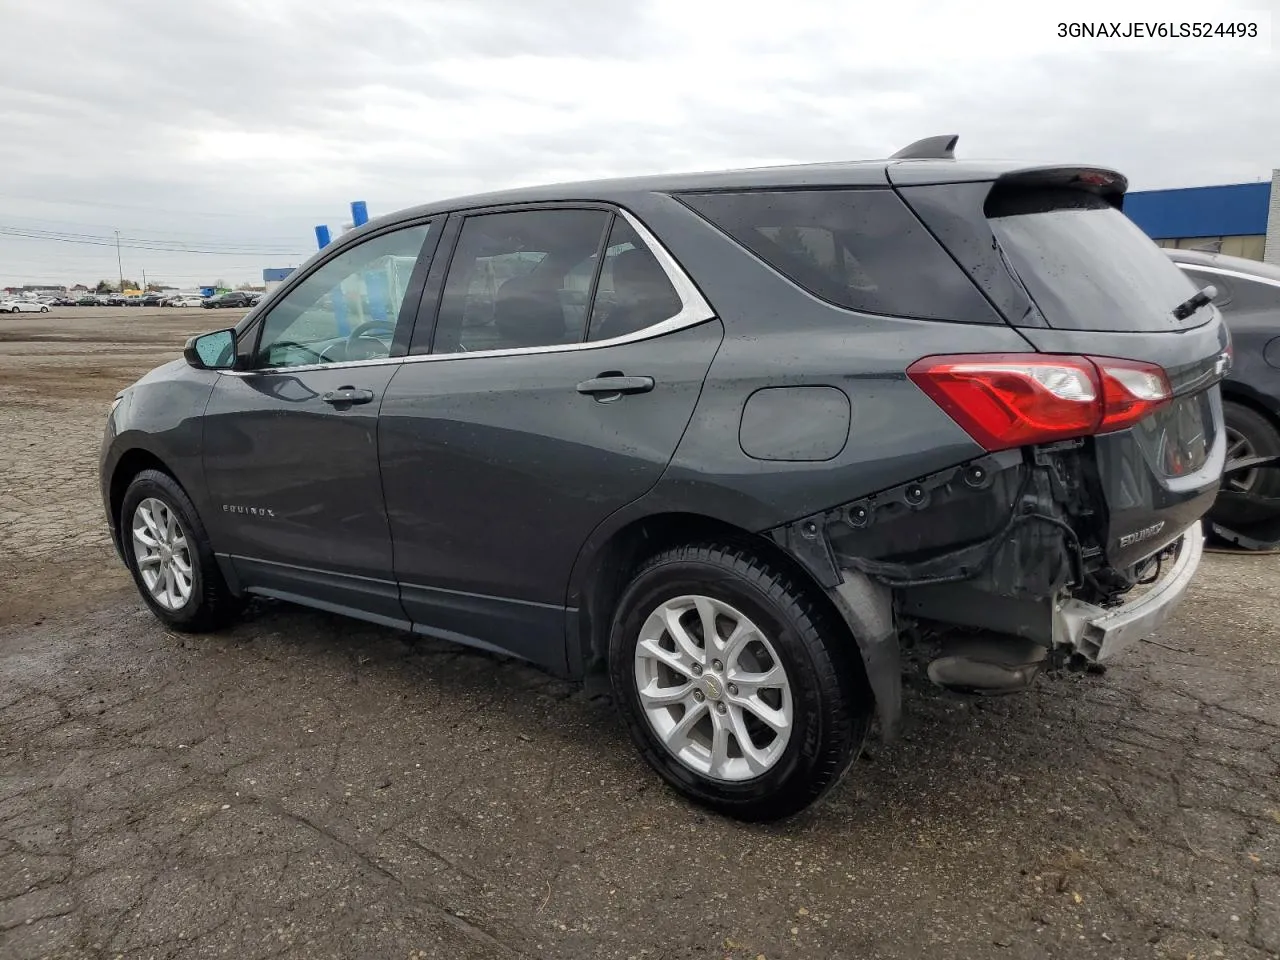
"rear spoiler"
887,161,1129,208
991,167,1129,209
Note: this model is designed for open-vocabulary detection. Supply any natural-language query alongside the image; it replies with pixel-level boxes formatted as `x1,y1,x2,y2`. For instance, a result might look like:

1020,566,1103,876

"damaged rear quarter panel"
621,191,1040,537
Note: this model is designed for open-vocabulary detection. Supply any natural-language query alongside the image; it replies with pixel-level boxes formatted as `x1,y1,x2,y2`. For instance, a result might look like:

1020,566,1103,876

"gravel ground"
2,311,1278,960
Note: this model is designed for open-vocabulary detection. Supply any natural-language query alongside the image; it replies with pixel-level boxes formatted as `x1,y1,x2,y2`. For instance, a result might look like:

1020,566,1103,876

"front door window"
255,223,433,368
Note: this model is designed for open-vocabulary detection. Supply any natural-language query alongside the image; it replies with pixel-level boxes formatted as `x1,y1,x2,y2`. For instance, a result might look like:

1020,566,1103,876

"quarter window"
680,188,993,321
255,223,432,369
586,218,683,341
428,210,612,354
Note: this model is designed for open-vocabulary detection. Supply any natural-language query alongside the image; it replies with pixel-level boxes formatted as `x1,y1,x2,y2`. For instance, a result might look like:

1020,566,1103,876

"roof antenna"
889,135,959,160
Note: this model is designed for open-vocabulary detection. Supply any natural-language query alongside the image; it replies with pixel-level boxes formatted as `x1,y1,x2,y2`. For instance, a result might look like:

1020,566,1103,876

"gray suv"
101,136,1228,820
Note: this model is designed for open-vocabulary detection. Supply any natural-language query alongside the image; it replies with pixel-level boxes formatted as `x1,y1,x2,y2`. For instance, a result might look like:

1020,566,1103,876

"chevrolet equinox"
101,136,1228,820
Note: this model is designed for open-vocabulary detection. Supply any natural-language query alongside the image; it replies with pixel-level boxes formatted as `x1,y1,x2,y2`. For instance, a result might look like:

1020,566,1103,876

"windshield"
988,188,1205,332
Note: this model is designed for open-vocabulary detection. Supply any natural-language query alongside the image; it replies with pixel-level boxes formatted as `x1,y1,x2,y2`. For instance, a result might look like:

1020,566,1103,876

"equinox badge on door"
222,504,276,518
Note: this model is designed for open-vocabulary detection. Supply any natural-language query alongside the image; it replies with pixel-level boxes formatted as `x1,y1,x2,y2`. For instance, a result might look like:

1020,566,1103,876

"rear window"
678,189,998,323
987,188,1204,332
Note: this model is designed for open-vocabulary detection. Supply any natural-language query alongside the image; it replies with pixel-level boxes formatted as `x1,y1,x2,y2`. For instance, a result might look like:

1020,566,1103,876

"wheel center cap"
159,546,172,563
701,674,723,701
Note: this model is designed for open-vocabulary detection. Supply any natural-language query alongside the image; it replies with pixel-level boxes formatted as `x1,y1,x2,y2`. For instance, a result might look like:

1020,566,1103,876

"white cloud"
1,0,1276,285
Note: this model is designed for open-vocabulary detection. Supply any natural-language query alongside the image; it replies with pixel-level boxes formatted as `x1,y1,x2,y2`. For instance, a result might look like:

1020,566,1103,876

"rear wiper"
1172,284,1218,322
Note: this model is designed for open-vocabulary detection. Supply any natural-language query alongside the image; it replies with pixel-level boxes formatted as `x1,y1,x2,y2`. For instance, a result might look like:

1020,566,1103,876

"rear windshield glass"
988,189,1205,332
679,188,997,323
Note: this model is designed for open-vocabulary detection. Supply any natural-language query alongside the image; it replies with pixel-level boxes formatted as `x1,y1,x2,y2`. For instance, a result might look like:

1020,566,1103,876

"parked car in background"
104,294,129,306
102,138,1228,820
1165,249,1280,495
202,291,255,309
1165,249,1280,547
165,295,206,308
51,296,76,306
1,298,50,313
76,296,100,306
137,293,165,306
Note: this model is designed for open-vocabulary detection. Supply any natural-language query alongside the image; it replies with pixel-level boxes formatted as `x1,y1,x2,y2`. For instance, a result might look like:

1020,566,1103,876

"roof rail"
889,134,959,160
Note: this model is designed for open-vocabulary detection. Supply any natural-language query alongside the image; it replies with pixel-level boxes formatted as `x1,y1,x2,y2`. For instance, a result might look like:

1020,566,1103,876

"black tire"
119,469,242,632
1223,400,1280,498
608,542,871,822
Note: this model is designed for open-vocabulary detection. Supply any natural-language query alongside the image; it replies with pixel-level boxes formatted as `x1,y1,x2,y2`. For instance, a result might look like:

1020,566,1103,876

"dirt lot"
2,310,1279,960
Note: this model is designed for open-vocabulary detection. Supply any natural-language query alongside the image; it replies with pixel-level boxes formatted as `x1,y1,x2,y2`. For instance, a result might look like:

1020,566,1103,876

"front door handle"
576,375,655,400
321,386,375,406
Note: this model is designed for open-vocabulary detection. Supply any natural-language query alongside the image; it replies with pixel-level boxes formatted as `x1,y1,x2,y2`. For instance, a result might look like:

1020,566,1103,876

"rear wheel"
1223,400,1280,497
120,469,241,632
609,542,870,821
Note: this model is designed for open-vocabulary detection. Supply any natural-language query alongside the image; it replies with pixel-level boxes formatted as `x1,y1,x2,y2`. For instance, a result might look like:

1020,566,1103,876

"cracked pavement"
2,311,1279,959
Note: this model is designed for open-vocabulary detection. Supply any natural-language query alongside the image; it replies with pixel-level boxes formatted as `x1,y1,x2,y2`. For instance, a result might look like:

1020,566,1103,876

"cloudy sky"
2,0,1276,288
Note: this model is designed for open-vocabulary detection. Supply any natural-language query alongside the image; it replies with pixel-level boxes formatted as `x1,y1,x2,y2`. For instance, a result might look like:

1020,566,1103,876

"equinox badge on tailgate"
1118,520,1166,549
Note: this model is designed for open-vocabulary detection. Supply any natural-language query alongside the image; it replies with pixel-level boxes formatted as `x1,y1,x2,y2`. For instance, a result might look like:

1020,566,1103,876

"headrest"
493,273,568,347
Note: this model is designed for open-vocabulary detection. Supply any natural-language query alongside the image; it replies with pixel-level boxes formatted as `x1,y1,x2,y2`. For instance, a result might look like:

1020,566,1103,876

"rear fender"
824,571,901,740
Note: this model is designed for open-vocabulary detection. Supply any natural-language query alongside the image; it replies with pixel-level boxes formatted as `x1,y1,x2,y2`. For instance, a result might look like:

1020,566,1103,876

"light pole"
115,230,124,293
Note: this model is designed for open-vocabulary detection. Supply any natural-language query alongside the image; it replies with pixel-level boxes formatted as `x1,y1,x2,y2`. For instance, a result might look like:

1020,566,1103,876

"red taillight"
907,354,1171,452
1093,357,1172,432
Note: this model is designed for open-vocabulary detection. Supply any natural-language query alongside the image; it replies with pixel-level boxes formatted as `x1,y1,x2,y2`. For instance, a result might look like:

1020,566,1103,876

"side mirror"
184,329,238,370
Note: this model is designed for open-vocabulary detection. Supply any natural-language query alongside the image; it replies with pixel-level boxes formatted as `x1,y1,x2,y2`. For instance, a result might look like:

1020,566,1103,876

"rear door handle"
576,375,655,399
321,387,375,406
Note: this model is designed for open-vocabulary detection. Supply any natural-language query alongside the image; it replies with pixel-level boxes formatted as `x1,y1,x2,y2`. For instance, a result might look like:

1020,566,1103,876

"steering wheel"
343,319,396,360
347,319,395,342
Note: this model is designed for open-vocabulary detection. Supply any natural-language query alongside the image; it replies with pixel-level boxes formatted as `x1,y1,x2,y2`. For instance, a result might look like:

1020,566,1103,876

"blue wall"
1125,182,1270,239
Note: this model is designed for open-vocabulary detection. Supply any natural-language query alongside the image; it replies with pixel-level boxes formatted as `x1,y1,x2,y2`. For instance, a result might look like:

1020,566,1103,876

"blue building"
262,266,296,294
1125,172,1277,263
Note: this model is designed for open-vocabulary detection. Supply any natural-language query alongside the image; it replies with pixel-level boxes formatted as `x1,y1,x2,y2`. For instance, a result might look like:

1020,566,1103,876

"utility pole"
142,268,147,292
115,230,124,293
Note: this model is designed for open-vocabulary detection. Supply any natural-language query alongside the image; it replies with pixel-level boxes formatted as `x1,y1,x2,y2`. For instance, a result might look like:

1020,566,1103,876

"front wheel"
609,542,871,821
40,306,48,313
120,469,242,632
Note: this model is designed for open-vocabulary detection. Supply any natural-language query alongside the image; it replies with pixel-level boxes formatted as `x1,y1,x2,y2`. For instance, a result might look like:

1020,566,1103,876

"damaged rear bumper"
769,446,1212,738
1055,522,1204,663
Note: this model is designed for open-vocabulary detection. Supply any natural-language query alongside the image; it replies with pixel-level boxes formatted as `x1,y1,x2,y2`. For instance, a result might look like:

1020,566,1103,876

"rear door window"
678,188,998,323
987,188,1204,332
427,209,611,354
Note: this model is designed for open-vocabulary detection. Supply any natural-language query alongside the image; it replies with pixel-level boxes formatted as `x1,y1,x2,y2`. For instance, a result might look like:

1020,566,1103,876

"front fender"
100,364,218,549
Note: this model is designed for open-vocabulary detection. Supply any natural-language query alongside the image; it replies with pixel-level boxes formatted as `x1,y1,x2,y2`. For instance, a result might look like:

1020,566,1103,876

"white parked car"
165,295,206,308
1,299,50,313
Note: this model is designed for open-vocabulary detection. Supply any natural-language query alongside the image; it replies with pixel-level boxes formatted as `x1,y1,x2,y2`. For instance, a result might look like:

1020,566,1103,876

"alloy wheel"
131,497,194,610
1225,425,1258,492
634,594,793,781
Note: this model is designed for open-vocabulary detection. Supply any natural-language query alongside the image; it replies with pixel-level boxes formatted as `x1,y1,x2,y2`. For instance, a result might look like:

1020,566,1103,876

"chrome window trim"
219,208,716,378
1174,262,1280,290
